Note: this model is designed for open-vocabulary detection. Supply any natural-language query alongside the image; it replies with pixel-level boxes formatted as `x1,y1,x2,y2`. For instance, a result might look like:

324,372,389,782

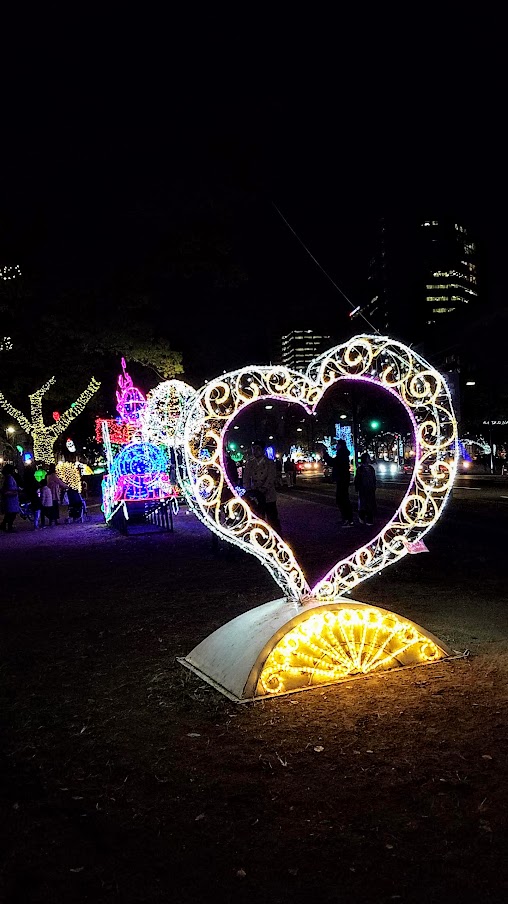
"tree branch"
0,391,32,434
54,378,101,434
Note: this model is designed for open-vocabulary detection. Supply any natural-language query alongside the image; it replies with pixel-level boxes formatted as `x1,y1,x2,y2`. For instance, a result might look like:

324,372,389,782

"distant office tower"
364,217,479,352
280,330,331,371
0,263,23,357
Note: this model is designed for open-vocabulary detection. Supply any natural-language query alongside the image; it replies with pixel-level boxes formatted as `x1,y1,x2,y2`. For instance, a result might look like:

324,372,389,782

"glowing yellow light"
0,377,100,463
56,462,82,492
257,605,447,696
177,335,458,602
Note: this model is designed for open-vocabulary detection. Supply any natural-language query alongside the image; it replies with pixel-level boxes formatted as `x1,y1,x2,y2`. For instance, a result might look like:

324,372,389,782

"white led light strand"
141,379,195,448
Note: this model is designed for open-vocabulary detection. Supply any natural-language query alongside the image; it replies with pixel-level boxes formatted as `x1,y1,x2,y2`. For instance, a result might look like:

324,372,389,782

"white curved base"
178,597,451,702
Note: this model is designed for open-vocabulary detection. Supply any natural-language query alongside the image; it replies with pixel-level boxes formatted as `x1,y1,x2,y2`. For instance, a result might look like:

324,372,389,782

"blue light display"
113,443,168,477
111,442,173,503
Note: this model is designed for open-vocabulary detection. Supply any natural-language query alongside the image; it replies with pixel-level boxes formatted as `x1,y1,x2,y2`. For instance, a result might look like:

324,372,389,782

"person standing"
23,463,42,528
284,457,296,488
0,464,20,532
243,441,281,532
46,463,68,526
354,451,377,526
332,439,354,527
39,478,55,527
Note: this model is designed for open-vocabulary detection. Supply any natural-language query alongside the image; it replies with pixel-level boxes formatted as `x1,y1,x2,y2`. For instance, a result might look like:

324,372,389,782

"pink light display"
116,357,146,425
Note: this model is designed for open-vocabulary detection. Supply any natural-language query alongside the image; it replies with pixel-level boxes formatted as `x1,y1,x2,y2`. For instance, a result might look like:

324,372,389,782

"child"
40,478,55,527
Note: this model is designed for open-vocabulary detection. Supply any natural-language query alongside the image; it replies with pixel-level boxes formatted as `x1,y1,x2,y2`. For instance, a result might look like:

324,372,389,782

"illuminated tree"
0,376,100,463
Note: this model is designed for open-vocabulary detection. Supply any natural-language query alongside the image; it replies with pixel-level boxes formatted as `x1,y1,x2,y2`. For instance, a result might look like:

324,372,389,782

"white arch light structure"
178,335,458,700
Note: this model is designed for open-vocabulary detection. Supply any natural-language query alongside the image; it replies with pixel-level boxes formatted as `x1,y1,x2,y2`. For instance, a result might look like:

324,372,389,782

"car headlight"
390,463,397,474
379,463,386,473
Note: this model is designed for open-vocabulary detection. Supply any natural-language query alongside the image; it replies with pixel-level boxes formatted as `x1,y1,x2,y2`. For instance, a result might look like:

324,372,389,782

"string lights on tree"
56,462,82,492
0,376,100,463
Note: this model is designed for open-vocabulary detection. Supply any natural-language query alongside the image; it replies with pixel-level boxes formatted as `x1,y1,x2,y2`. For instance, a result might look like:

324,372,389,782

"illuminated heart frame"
177,335,458,602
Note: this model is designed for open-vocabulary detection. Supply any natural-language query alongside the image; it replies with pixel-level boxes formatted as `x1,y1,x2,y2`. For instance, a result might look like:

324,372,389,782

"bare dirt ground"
1,491,508,903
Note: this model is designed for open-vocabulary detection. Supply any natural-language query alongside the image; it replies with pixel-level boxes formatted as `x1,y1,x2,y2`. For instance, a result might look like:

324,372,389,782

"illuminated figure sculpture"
100,361,179,522
177,334,458,701
116,357,146,425
0,376,100,463
141,379,195,449
95,358,153,448
111,442,173,502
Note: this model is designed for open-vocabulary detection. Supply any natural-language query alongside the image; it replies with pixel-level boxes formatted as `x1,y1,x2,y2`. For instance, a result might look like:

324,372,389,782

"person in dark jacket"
354,451,377,526
0,464,20,532
331,439,354,526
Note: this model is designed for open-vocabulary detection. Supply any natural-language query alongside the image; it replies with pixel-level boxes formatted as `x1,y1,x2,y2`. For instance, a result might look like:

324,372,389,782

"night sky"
2,35,506,389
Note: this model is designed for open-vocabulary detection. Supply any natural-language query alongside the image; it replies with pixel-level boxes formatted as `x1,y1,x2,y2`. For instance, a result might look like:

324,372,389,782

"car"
376,460,400,476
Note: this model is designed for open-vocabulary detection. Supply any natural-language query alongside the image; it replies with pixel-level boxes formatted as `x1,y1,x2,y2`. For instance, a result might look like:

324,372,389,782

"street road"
276,472,508,587
294,471,508,505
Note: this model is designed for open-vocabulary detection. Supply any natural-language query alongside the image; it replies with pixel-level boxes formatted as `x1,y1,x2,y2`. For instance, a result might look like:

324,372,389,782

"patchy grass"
1,497,508,903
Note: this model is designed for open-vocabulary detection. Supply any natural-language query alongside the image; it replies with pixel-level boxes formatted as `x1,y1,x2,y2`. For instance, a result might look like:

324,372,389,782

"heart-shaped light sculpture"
177,335,458,700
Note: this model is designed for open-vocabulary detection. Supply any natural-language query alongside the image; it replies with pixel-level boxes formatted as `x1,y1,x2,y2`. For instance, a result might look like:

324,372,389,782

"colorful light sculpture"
100,362,180,522
95,418,136,446
141,379,195,449
111,442,173,502
178,334,458,700
116,358,146,425
0,376,100,463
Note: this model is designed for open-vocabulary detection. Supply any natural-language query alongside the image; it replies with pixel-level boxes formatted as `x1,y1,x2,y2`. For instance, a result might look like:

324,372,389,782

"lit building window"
0,265,22,281
0,336,13,351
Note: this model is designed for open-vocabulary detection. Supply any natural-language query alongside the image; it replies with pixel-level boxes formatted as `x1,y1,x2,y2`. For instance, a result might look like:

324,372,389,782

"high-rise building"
363,217,479,354
0,263,23,359
280,329,331,371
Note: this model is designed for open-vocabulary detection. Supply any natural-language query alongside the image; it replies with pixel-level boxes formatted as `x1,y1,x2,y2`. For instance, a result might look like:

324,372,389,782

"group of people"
326,439,377,527
234,439,377,534
0,463,86,533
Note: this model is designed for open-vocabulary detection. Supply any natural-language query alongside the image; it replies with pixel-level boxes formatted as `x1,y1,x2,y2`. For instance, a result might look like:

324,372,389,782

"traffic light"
370,420,380,430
